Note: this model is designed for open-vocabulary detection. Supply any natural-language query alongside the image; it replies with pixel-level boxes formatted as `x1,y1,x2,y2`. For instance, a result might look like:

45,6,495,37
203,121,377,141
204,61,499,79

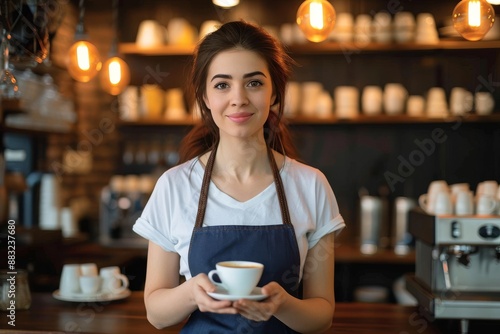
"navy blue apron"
180,145,301,334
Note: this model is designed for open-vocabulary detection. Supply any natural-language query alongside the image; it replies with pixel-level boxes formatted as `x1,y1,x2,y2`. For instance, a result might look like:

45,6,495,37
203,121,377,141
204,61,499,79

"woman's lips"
227,113,253,123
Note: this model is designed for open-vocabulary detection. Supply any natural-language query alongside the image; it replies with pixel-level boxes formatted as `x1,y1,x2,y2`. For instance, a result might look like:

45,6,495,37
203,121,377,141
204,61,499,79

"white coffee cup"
301,81,323,116
476,180,499,198
80,263,98,276
406,95,425,116
475,92,495,115
449,183,470,201
136,20,166,48
59,264,82,296
79,275,102,295
449,87,473,116
208,261,264,296
454,190,474,216
100,266,129,294
383,83,407,115
434,191,453,215
362,86,383,115
354,14,372,44
393,12,416,43
426,87,448,117
476,194,498,215
334,86,359,119
419,180,449,214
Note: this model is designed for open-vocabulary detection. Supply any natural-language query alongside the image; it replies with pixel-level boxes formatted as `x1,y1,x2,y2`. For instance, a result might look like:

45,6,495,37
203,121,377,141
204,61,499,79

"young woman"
133,20,345,333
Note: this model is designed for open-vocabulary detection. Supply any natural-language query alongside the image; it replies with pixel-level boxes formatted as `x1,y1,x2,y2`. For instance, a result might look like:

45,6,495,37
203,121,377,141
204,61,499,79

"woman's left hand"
232,281,288,322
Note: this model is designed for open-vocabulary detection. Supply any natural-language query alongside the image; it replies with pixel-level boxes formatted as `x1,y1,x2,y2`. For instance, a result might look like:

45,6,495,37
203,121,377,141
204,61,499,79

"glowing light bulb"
100,56,130,95
67,40,102,82
296,0,336,43
212,0,239,8
453,0,495,41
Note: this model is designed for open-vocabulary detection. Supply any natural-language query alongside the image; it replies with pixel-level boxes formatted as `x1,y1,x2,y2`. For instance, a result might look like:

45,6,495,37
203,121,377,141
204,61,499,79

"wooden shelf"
287,113,500,125
119,43,195,55
117,113,500,127
119,39,500,56
335,243,415,264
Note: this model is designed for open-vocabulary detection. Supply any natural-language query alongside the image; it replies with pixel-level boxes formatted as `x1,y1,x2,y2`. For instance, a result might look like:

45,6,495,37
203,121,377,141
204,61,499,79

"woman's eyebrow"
210,71,267,82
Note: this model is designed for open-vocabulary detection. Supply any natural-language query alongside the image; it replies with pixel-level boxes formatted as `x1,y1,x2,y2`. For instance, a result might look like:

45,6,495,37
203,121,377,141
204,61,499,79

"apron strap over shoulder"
193,143,292,229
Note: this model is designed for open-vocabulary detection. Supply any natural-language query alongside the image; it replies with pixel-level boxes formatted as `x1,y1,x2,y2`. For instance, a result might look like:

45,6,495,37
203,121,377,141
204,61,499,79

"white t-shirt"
133,156,345,280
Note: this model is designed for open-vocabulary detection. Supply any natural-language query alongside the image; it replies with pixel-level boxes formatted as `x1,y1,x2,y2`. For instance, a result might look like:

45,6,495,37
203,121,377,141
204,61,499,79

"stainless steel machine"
406,208,500,333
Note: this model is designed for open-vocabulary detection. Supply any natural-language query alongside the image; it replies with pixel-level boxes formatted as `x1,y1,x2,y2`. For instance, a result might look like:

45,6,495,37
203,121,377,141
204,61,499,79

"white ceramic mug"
449,87,473,116
136,20,165,48
383,83,407,115
100,266,129,294
334,86,359,119
454,190,474,216
419,180,449,214
476,194,498,215
476,180,499,198
362,86,383,115
59,264,82,296
406,95,425,116
475,92,495,115
434,191,453,215
208,261,264,296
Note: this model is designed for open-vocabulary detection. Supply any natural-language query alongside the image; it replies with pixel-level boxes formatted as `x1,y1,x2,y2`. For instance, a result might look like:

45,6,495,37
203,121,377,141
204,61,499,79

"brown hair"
178,20,299,163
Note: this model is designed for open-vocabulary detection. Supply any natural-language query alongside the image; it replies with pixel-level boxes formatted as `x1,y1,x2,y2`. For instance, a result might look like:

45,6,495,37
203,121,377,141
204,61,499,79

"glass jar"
0,269,31,311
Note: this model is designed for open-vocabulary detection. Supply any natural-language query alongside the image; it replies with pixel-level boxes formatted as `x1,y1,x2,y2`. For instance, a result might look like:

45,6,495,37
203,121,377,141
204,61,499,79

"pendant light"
67,0,102,82
453,0,495,41
212,0,240,8
296,0,336,43
100,0,130,95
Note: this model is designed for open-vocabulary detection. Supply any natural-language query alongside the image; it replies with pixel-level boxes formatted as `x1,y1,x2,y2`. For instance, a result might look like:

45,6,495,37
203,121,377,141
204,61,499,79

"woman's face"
203,48,275,141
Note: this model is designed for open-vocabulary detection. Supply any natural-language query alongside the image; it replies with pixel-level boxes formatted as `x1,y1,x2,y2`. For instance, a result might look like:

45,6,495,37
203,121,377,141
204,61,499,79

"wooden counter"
0,291,448,333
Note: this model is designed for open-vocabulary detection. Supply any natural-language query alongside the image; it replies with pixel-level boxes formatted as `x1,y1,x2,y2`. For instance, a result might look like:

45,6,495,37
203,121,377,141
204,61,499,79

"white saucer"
207,287,267,301
52,289,131,302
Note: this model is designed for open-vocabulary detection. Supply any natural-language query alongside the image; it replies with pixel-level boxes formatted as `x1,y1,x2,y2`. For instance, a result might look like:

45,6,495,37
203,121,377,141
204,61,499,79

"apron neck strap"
194,144,292,228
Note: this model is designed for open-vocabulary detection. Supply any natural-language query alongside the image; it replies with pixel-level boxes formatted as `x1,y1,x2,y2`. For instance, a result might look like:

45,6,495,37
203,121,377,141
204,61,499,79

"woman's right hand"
190,273,238,314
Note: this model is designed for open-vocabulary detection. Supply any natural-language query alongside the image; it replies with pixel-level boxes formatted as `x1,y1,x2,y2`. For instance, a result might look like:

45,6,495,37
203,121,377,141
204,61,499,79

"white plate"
207,287,267,301
52,289,131,302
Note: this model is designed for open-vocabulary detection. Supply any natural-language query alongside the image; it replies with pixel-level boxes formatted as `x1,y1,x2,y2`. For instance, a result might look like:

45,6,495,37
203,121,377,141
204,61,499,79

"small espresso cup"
79,275,102,295
208,261,264,296
100,266,129,294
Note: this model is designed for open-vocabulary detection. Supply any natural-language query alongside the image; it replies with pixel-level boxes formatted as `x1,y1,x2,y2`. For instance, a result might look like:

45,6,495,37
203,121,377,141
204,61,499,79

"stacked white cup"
354,14,372,44
419,180,450,215
362,86,383,115
475,180,499,215
419,180,499,216
393,12,416,43
383,83,407,115
373,12,392,43
332,13,354,43
334,86,359,119
415,13,439,44
449,87,473,116
426,87,448,117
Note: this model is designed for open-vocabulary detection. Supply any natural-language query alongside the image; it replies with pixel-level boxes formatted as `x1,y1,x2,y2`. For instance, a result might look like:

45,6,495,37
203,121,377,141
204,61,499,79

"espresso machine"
406,208,500,333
